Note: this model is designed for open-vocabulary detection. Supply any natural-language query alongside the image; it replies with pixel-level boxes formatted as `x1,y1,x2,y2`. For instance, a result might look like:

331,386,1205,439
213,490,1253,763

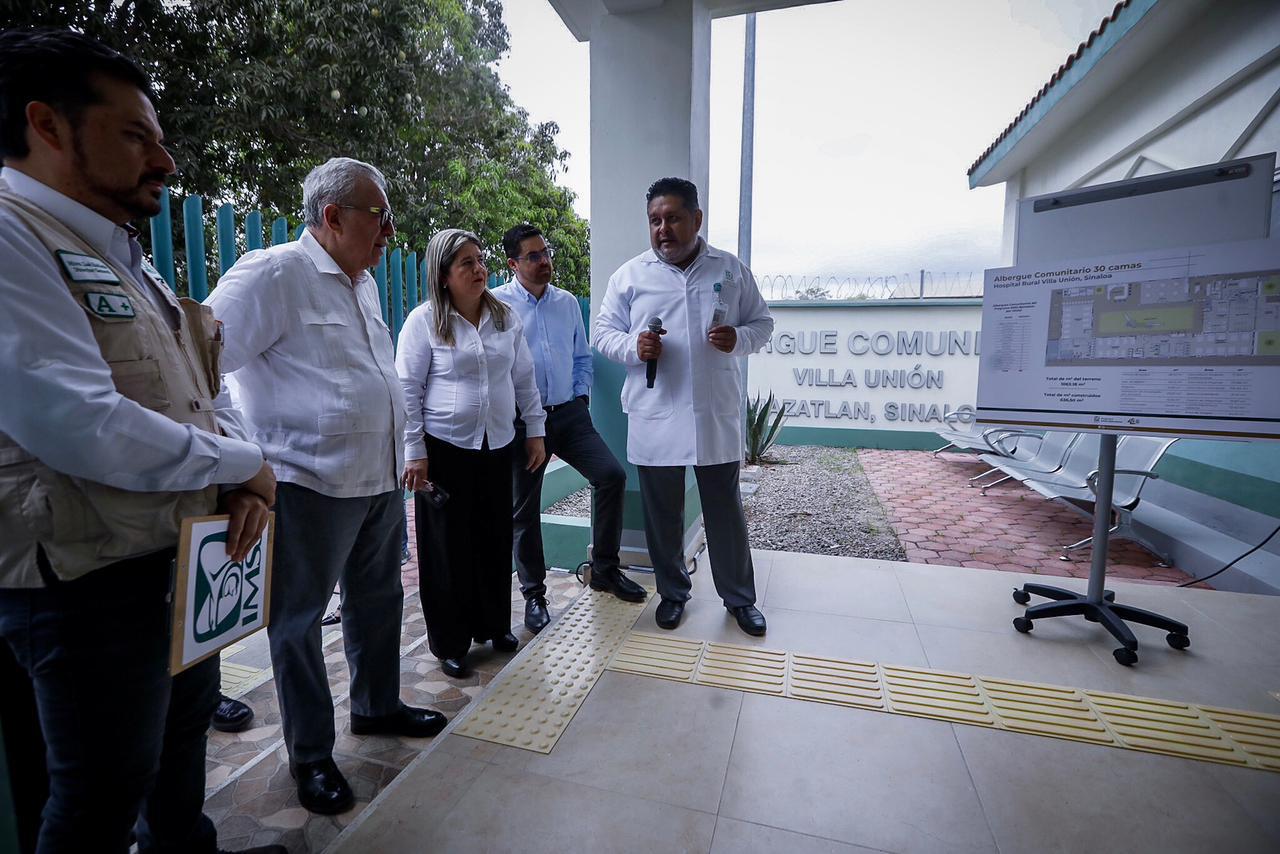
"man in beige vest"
0,29,280,854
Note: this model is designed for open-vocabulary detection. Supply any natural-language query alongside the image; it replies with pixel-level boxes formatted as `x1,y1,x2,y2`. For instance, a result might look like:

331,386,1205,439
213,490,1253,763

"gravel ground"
543,445,906,561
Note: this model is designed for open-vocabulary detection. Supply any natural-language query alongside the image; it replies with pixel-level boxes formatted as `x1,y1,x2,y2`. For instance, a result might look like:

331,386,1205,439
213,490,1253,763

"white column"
587,0,712,562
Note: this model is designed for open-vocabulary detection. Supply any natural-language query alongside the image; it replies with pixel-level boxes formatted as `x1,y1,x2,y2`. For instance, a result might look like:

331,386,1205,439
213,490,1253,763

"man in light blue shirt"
494,225,646,633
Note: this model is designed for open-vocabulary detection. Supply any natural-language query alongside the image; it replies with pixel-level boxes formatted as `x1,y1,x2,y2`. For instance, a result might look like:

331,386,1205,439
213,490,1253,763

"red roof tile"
967,1,1132,178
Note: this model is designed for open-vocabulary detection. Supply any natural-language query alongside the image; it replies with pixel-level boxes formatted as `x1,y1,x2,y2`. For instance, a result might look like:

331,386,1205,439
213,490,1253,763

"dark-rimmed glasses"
515,247,554,264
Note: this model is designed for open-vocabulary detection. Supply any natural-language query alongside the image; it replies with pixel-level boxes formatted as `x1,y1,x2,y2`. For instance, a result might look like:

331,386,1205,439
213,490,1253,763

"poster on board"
169,514,274,674
977,237,1280,440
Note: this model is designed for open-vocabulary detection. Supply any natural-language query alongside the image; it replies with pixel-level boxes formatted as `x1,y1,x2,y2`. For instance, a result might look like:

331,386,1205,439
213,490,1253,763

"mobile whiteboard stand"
998,153,1275,665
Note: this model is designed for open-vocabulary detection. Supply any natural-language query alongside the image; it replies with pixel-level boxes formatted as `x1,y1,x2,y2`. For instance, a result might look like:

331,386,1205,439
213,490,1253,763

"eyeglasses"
339,205,395,228
515,247,554,264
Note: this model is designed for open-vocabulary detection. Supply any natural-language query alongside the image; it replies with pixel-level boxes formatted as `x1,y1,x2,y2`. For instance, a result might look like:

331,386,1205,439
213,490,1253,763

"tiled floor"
329,550,1280,854
859,449,1196,584
207,538,585,852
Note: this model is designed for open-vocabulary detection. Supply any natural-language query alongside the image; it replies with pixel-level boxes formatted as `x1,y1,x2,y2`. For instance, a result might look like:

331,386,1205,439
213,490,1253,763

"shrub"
746,392,787,464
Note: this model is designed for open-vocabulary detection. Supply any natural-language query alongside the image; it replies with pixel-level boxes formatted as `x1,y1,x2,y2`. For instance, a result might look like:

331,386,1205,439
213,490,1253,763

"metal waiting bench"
932,410,1043,458
1020,436,1178,559
971,430,1085,493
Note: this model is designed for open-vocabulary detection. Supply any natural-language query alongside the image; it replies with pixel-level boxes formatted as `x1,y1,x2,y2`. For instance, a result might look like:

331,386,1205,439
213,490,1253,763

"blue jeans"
0,549,219,854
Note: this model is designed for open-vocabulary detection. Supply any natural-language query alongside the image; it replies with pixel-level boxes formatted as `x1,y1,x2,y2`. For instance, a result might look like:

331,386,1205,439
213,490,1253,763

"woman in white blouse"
397,229,547,678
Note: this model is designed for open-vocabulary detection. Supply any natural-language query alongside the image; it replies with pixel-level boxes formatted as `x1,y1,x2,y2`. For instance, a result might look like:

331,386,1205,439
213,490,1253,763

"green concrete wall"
1153,439,1280,519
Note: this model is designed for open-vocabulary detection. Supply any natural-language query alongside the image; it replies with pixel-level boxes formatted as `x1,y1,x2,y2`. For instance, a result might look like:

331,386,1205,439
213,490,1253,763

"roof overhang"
967,0,1213,189
547,0,838,43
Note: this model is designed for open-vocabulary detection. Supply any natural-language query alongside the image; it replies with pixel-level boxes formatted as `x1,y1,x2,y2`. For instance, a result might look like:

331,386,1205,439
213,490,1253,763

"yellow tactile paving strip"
452,587,650,753
603,632,1280,773
452,588,1280,772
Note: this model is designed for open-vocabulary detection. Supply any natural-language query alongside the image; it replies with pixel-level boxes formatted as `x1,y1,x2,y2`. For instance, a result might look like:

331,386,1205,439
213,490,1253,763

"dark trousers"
1,633,45,853
0,550,220,854
513,398,626,598
417,433,513,660
637,461,757,608
268,484,405,764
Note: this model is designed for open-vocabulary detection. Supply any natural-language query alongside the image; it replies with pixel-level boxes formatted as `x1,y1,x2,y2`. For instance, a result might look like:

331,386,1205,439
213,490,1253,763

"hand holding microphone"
639,316,665,388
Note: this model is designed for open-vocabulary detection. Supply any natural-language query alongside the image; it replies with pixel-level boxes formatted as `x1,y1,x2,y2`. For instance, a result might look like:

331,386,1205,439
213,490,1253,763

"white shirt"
593,240,774,466
205,230,405,498
396,300,546,460
0,167,263,492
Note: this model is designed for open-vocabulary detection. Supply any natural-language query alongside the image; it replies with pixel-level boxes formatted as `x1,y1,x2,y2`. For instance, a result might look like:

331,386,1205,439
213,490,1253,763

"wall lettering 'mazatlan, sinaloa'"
746,304,984,431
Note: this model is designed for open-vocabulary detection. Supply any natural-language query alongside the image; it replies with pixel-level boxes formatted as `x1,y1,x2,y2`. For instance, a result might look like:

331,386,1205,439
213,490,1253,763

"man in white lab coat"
594,177,774,636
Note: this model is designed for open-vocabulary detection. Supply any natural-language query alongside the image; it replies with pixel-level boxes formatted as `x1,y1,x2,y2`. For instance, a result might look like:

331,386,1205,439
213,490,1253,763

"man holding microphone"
593,178,774,636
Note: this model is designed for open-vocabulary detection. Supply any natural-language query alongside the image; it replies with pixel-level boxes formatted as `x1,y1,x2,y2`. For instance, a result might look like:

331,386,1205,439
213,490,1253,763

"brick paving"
859,449,1198,585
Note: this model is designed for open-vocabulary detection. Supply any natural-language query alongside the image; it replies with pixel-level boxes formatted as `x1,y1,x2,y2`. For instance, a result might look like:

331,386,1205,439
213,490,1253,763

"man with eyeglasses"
204,157,446,816
494,224,645,633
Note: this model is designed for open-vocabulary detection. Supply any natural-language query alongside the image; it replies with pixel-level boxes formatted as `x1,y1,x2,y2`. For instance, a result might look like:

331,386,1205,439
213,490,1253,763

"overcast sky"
497,0,1118,279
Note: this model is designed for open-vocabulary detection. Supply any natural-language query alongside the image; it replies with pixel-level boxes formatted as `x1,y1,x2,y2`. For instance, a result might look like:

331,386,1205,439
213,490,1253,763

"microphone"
645,316,663,389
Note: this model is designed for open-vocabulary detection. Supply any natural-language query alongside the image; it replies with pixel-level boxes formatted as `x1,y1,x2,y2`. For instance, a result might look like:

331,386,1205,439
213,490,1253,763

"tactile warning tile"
452,587,651,754
599,631,1280,773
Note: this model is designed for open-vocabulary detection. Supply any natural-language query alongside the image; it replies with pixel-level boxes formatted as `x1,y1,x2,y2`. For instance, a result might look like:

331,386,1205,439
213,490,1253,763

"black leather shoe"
655,598,686,630
728,604,767,636
590,566,647,602
525,596,551,634
351,703,447,738
442,657,469,678
211,695,253,733
290,757,354,815
491,632,518,652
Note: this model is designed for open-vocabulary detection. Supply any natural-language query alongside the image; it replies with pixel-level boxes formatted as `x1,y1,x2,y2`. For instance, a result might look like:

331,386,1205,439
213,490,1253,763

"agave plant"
746,391,787,465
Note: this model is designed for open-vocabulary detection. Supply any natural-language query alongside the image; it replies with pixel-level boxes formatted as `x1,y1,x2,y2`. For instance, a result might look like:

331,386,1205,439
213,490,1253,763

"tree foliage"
2,0,591,293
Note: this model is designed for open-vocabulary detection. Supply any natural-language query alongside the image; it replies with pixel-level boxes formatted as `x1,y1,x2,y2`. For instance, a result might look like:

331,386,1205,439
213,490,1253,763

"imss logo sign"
192,530,264,643
171,514,274,673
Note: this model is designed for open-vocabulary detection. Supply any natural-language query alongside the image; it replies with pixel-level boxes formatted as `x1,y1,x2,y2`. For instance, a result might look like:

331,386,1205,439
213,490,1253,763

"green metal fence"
145,187,504,339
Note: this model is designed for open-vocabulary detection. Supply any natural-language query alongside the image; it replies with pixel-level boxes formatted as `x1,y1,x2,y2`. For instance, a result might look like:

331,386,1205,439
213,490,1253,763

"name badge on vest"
55,250,121,284
84,292,136,319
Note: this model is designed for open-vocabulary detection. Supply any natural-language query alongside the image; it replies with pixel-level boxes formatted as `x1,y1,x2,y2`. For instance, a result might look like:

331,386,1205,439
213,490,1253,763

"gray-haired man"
206,157,445,815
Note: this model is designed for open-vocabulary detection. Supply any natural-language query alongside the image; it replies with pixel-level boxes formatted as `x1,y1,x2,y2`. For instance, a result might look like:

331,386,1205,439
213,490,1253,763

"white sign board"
977,239,1280,439
170,514,274,674
748,303,983,431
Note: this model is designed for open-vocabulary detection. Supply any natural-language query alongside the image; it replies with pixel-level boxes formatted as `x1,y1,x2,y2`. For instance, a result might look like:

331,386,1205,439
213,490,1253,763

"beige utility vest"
0,185,225,587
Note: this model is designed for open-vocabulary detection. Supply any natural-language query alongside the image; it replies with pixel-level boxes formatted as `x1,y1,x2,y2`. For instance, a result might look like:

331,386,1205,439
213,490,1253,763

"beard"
71,131,167,220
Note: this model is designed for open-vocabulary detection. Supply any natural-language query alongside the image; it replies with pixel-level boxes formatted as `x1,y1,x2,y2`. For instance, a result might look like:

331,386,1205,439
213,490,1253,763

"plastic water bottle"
710,281,728,330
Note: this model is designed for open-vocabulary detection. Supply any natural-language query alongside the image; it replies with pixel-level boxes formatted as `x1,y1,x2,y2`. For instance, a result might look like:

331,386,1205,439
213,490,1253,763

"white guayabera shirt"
205,229,406,498
593,239,774,467
395,301,546,461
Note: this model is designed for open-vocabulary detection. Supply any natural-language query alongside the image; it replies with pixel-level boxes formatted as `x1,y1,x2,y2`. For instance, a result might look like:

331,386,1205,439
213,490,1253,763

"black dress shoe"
525,596,551,634
290,757,354,815
589,566,647,602
490,632,518,653
442,657,469,678
211,695,254,733
655,598,686,630
728,604,767,636
351,703,447,738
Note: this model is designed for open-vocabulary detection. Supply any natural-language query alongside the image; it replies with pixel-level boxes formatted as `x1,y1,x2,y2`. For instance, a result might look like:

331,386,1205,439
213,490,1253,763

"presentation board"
976,238,1280,440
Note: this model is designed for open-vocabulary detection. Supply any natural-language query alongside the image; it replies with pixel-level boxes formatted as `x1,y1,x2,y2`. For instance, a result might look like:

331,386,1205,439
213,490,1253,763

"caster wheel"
1012,589,1031,605
1113,647,1138,666
1013,616,1033,634
1166,633,1190,650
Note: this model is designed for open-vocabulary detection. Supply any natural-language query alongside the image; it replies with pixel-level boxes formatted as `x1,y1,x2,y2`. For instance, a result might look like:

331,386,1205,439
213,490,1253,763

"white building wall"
1018,0,1280,201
